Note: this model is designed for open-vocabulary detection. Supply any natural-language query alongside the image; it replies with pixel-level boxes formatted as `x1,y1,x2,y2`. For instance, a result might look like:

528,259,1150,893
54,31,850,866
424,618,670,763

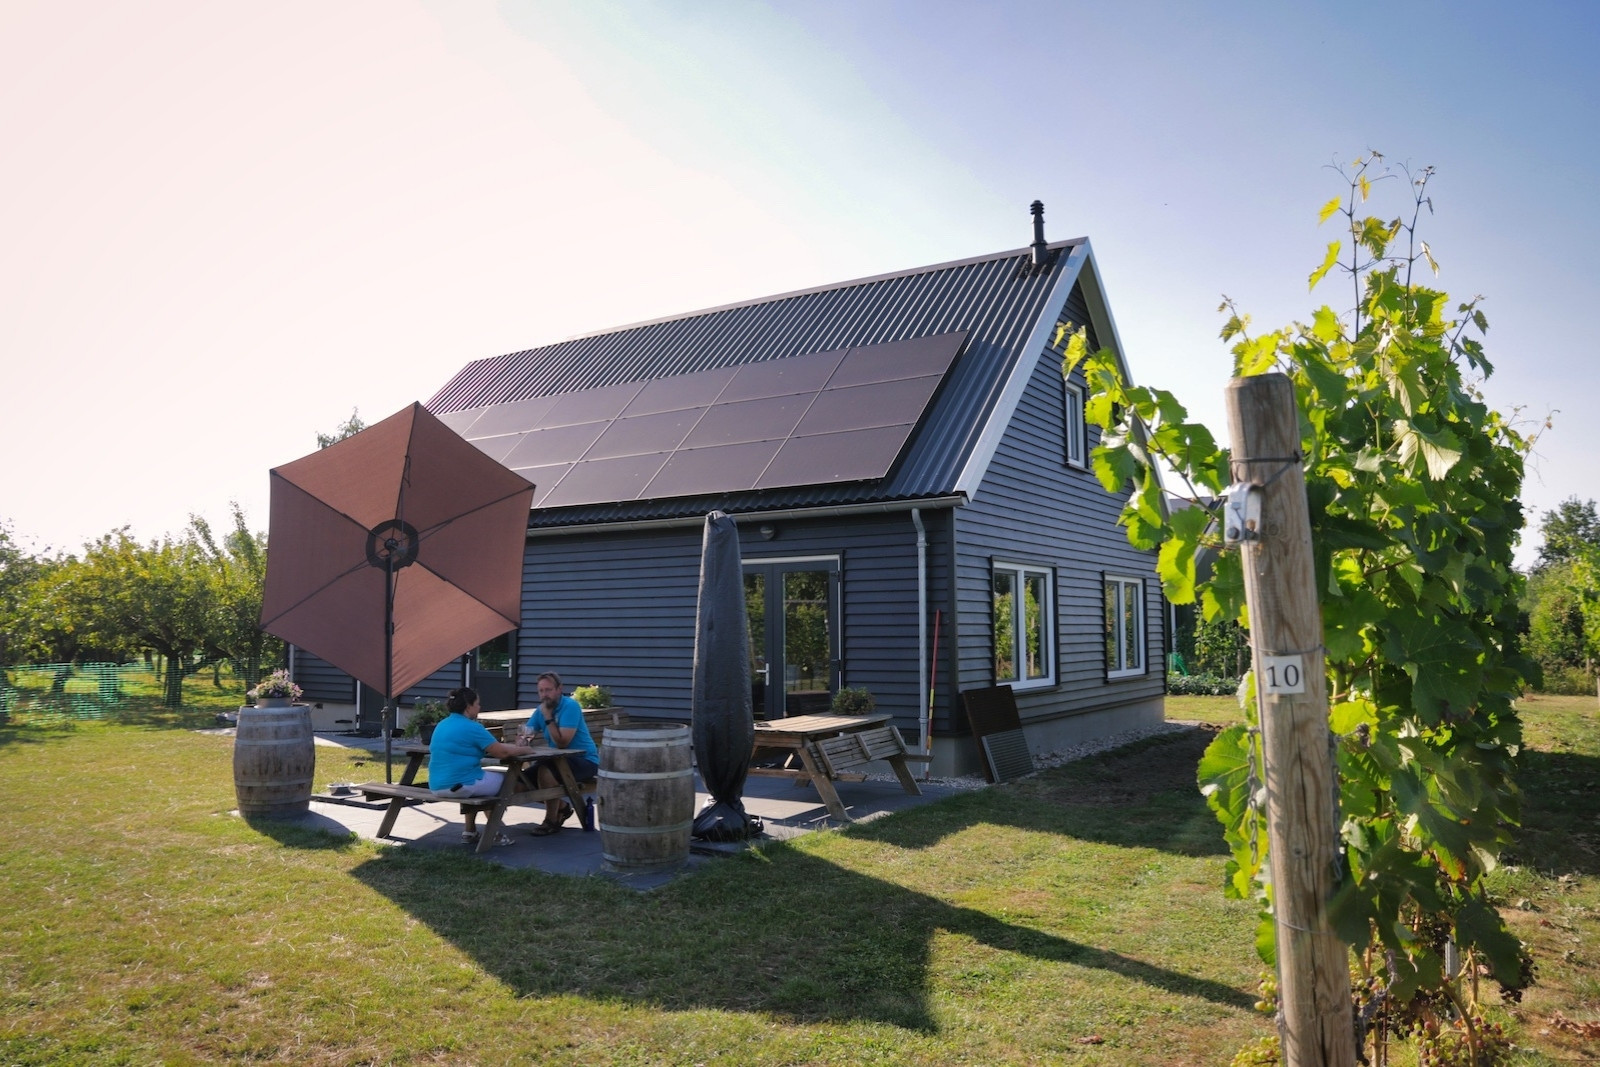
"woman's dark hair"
446,687,478,713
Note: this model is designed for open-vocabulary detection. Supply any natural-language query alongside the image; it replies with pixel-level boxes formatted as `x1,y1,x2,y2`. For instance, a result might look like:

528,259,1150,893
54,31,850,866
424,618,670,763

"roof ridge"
475,237,1087,362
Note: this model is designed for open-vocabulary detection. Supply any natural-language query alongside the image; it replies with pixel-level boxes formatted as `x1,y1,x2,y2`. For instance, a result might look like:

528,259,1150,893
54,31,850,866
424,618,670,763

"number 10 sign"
1259,654,1306,695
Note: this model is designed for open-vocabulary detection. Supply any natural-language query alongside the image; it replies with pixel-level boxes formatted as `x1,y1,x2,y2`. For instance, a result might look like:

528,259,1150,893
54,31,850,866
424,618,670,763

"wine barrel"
233,704,315,818
598,723,694,871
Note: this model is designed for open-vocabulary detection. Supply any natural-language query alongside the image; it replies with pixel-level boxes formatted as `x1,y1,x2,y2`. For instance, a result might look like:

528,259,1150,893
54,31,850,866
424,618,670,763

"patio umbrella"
259,402,535,780
690,511,762,841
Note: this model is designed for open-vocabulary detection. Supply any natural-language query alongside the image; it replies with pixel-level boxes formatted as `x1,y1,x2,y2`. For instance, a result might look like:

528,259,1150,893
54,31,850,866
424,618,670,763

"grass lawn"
0,686,1594,1064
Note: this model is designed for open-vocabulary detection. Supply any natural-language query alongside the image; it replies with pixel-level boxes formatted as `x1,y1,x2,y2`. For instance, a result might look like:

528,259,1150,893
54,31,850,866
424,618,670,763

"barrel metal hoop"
598,820,695,835
604,736,690,749
598,768,694,781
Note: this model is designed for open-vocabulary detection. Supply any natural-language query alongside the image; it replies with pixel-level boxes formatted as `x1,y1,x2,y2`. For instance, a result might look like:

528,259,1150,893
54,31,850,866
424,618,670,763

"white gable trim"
954,241,1142,497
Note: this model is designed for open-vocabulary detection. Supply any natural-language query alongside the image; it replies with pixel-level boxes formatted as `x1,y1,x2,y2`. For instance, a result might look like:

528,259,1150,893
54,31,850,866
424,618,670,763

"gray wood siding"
955,291,1165,726
289,648,467,707
516,510,953,739
290,649,354,703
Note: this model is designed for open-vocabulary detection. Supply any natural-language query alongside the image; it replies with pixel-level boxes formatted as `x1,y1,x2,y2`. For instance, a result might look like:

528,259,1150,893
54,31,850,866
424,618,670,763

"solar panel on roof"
541,452,672,507
795,376,943,437
458,330,967,508
502,422,609,467
468,395,559,438
434,407,487,434
681,394,810,449
757,425,915,488
718,346,847,402
623,365,740,416
585,407,707,460
467,433,525,464
507,462,574,508
644,440,785,499
539,381,647,428
829,333,966,387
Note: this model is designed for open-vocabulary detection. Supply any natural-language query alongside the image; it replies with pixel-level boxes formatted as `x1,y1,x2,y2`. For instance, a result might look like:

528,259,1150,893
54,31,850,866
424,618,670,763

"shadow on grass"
0,721,78,752
850,726,1229,859
1510,748,1600,878
350,836,1255,1031
243,811,366,851
116,703,233,731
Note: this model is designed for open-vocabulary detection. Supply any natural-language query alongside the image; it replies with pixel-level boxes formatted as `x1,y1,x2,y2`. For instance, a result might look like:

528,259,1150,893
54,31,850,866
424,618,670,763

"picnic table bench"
356,744,592,853
749,713,928,821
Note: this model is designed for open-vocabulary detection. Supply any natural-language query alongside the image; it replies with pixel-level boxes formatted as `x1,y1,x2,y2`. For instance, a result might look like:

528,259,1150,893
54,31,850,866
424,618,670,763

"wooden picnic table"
476,707,630,743
358,744,590,853
749,713,923,821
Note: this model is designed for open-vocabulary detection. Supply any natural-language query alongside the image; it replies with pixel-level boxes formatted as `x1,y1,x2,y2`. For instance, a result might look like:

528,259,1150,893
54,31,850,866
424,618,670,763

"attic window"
1064,379,1086,468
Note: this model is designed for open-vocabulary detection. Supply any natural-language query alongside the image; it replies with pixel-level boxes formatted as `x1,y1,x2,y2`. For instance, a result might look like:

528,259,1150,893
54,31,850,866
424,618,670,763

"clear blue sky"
1,0,1594,569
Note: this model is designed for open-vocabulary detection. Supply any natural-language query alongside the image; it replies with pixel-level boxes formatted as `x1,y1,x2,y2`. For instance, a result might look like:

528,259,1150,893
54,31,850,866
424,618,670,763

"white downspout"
912,508,929,773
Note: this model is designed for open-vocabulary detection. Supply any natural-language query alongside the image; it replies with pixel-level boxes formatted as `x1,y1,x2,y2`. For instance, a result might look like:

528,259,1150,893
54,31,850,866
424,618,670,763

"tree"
190,505,280,691
0,522,57,666
61,531,214,706
1068,156,1533,1061
1534,496,1600,571
316,408,366,449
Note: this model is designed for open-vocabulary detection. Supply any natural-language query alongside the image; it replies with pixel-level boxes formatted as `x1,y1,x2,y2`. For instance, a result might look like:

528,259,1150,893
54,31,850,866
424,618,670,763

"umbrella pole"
384,556,396,784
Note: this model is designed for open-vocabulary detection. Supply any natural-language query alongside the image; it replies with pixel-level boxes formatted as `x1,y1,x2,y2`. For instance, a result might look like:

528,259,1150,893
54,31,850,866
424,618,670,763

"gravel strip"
867,720,1200,790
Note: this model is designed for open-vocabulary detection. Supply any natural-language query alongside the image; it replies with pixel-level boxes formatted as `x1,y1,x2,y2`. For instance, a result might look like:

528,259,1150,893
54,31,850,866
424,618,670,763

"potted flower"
572,684,613,710
830,686,877,716
406,699,449,744
248,669,303,708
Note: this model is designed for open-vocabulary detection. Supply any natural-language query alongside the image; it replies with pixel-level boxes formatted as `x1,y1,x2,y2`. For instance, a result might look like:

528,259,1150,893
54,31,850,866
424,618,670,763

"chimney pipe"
1029,200,1048,266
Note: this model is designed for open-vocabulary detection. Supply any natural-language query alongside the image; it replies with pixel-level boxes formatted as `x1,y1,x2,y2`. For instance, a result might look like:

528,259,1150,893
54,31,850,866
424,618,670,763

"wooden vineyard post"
1224,373,1356,1067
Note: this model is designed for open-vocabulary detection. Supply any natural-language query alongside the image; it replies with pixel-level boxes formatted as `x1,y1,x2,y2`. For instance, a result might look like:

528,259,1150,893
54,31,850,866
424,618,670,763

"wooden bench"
809,725,925,796
355,744,594,852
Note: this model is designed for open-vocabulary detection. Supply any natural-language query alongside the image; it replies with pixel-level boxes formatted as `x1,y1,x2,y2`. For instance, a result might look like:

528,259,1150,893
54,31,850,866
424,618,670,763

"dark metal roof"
428,239,1086,527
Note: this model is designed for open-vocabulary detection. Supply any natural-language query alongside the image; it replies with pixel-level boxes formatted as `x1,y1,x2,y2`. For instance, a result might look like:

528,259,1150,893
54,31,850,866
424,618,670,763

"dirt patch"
1023,723,1223,806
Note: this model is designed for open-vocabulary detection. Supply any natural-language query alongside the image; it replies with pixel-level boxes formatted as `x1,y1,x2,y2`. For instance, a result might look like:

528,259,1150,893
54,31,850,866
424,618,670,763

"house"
296,205,1165,774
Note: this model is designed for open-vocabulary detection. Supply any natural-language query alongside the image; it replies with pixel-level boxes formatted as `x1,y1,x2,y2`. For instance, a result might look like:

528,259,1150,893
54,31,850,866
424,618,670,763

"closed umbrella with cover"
690,511,762,841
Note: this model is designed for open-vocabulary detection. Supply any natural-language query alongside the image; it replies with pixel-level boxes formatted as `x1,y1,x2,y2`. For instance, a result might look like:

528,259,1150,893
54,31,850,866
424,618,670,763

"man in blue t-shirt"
522,671,600,835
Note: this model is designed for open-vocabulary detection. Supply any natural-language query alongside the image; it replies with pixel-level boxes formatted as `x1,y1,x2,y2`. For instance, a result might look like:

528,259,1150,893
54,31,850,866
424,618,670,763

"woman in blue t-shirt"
427,686,538,845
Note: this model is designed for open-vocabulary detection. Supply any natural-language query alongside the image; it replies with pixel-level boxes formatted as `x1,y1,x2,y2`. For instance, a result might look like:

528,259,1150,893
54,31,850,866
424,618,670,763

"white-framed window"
1063,378,1086,468
993,561,1054,689
1104,575,1146,679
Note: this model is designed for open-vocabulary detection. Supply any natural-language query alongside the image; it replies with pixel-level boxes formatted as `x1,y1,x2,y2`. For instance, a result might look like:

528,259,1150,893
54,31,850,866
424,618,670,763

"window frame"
1103,573,1147,680
1063,377,1087,468
991,559,1056,691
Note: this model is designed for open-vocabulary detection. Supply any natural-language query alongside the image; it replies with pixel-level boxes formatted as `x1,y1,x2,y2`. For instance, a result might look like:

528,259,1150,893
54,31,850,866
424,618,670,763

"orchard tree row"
0,411,367,707
0,507,279,707
1523,496,1600,693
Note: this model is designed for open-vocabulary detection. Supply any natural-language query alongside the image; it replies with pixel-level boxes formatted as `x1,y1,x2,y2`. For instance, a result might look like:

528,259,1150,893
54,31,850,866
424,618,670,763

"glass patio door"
470,632,515,712
744,559,840,720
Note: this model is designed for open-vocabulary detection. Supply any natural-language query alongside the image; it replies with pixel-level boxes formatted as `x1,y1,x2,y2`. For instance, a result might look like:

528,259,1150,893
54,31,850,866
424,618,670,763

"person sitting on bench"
430,686,538,845
518,672,600,835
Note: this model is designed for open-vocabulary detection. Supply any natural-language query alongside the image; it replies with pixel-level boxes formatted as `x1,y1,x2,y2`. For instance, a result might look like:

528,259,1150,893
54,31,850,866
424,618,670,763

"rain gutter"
523,494,968,539
911,507,930,774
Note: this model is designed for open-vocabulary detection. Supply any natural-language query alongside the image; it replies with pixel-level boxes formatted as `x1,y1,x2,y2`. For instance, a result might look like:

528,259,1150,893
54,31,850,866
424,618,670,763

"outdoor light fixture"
1222,482,1263,546
759,523,778,540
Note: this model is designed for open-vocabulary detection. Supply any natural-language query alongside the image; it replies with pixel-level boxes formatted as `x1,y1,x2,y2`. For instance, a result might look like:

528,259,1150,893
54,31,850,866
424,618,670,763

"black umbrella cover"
690,511,762,841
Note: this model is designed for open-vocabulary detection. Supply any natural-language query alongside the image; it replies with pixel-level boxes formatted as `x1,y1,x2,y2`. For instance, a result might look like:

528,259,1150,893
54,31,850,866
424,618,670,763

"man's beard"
541,695,557,711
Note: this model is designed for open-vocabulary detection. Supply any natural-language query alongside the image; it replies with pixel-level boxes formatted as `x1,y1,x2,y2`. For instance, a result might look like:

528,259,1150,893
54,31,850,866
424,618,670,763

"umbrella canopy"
690,511,762,841
260,401,534,712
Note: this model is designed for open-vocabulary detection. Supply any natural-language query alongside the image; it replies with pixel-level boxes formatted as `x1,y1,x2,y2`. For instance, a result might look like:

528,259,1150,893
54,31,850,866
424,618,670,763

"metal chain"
1245,724,1265,874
